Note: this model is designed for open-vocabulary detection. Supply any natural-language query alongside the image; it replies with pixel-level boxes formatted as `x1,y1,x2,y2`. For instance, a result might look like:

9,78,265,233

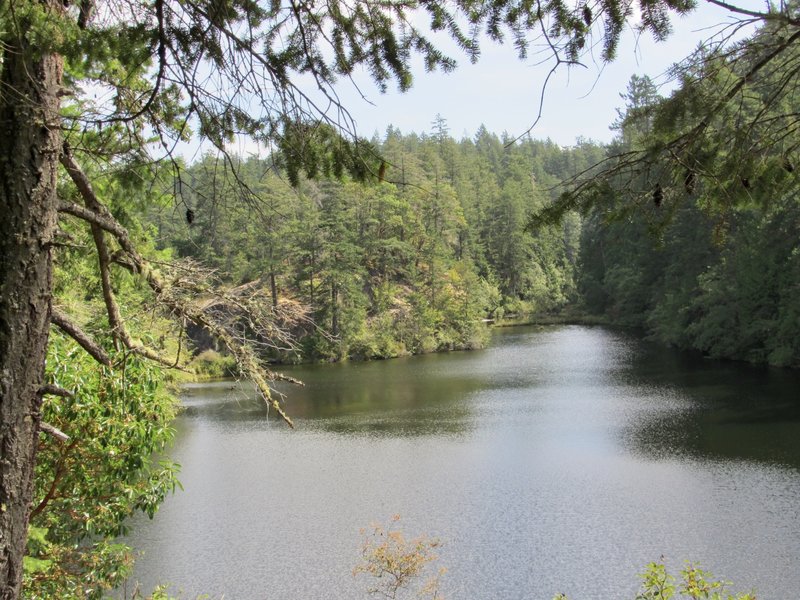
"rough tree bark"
0,0,64,596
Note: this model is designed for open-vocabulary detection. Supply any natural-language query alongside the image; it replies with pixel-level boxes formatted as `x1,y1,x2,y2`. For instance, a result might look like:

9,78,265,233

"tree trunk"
0,5,63,597
331,283,339,338
269,269,279,310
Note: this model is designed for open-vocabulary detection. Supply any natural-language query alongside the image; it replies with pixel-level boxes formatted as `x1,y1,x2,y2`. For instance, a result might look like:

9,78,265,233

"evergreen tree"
578,65,800,367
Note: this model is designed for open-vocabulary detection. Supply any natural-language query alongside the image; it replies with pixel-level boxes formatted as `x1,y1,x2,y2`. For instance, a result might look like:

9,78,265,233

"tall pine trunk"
0,3,63,596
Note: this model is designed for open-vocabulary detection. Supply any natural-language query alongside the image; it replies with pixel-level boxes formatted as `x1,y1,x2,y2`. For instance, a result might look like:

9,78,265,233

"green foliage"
277,121,380,186
539,10,800,246
15,0,690,187
578,63,800,367
8,0,794,596
189,349,239,379
13,112,189,598
683,201,800,366
24,333,180,599
159,129,595,363
24,532,134,600
636,562,676,600
634,562,756,600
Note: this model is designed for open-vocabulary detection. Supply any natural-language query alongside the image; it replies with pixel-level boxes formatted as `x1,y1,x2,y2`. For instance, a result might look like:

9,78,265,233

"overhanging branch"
58,143,297,426
50,308,112,367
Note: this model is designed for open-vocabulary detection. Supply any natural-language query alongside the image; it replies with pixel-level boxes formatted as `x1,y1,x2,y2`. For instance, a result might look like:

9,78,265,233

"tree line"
153,124,604,363
21,66,800,598
157,82,800,371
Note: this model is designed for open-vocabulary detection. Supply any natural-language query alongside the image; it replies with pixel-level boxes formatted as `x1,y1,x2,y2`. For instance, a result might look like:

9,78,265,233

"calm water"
124,325,800,599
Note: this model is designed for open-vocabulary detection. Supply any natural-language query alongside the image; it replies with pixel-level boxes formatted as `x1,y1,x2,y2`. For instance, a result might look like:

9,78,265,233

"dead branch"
58,143,300,426
38,384,73,398
39,423,70,443
58,201,143,267
50,308,112,367
60,145,188,370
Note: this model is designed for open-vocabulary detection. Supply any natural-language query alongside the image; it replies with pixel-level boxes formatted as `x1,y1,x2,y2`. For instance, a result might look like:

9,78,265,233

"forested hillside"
6,0,800,594
153,125,605,362
28,79,798,598
150,96,800,370
579,71,800,368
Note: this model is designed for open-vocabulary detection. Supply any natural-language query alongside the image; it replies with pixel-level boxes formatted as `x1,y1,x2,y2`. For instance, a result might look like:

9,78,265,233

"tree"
578,74,668,325
537,5,800,229
578,52,800,366
26,334,180,598
609,74,661,148
0,0,771,596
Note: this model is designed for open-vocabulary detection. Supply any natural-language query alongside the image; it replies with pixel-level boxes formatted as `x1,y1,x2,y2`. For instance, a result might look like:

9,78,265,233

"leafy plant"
634,561,756,600
24,332,181,599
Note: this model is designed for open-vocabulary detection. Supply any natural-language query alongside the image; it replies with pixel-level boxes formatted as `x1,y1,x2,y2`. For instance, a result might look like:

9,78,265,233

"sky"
214,1,756,159
336,2,752,145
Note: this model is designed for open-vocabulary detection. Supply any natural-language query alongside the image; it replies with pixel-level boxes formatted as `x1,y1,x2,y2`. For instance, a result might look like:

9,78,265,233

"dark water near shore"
124,325,800,599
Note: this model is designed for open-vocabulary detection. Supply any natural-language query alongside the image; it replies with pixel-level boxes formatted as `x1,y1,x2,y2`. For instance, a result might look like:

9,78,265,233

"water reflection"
274,354,488,436
124,325,800,600
615,337,800,467
180,326,800,461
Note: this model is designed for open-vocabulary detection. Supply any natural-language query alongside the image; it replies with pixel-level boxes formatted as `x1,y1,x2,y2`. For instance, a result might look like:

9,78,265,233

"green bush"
189,349,239,379
25,333,180,599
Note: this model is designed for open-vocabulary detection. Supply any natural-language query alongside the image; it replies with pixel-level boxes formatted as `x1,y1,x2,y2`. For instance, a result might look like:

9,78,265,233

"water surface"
125,325,800,599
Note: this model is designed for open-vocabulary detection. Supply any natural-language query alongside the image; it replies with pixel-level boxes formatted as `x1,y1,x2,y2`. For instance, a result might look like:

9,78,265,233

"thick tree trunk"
0,6,63,597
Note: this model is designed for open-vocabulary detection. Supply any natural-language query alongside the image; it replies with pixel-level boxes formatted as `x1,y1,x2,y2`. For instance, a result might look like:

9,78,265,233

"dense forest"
579,68,800,368
26,78,799,597
150,87,800,369
152,124,603,363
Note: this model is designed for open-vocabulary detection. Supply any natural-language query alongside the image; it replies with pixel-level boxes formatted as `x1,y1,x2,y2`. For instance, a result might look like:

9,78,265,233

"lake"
123,325,800,599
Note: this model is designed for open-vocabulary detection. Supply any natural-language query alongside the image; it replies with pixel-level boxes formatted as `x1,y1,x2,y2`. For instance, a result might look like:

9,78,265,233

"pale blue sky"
331,1,750,145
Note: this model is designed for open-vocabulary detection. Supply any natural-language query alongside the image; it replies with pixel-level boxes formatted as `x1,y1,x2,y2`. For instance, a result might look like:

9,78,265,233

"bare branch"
703,0,800,27
60,144,189,370
50,308,112,367
39,423,70,443
58,201,144,266
38,384,73,398
59,144,298,426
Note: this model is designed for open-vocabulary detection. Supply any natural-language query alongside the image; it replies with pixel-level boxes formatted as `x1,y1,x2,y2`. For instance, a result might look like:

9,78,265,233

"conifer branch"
101,0,168,124
704,0,800,27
